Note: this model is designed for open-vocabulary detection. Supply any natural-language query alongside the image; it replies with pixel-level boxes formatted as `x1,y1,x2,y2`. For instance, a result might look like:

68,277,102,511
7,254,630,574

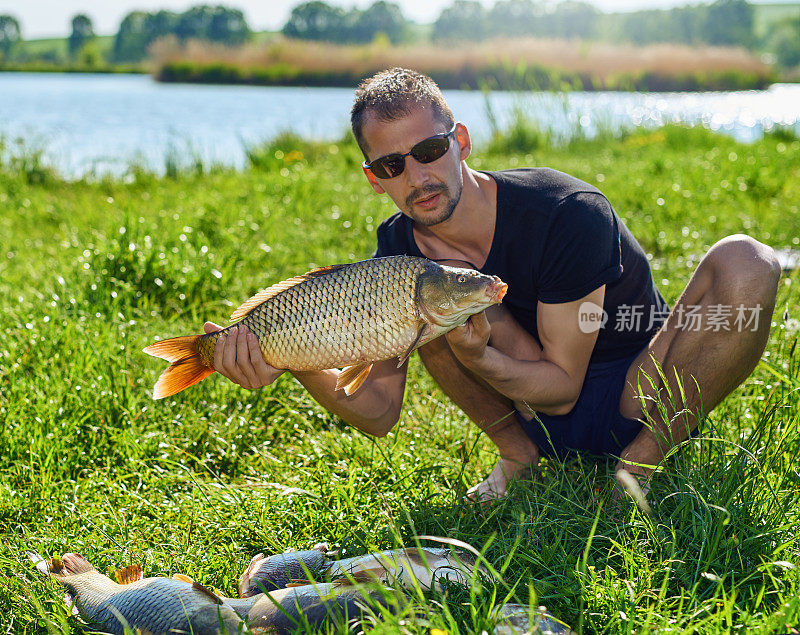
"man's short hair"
351,67,454,159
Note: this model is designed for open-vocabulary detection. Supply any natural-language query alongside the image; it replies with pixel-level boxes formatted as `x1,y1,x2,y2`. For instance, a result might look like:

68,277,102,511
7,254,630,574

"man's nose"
403,154,432,188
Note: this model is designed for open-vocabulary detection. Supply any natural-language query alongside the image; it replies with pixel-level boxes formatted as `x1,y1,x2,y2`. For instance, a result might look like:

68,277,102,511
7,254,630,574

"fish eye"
457,275,466,283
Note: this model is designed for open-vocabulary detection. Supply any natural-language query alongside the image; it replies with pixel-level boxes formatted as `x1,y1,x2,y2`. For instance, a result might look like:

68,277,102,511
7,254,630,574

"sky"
0,0,794,38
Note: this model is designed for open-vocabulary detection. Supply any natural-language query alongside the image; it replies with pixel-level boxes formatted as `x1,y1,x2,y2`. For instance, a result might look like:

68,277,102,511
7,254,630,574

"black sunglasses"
363,124,457,179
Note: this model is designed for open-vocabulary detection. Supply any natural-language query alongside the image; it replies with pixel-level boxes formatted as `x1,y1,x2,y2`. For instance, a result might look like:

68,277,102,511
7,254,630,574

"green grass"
13,34,114,60
3,35,144,74
1,123,800,633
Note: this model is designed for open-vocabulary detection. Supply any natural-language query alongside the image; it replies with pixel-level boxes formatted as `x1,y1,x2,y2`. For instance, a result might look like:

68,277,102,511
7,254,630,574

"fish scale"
144,255,507,399
235,257,425,369
59,575,242,634
30,551,381,634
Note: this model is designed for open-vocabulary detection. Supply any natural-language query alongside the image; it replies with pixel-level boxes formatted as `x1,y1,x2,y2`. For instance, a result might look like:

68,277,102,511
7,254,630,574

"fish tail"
143,335,215,399
27,551,54,577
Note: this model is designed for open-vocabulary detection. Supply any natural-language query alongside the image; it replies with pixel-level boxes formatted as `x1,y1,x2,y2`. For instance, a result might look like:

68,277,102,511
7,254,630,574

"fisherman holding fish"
201,68,781,502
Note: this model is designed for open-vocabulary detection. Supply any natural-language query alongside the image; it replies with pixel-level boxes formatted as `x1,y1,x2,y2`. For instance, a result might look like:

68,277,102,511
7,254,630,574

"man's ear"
455,122,471,161
363,166,386,194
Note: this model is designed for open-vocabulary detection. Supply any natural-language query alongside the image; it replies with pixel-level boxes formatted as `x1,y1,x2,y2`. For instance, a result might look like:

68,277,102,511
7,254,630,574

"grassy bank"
0,34,149,74
1,123,800,633
0,63,146,74
152,37,776,91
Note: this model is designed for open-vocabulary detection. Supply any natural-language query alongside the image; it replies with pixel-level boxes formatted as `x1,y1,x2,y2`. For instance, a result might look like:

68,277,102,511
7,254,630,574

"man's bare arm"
206,322,407,437
444,286,605,415
293,360,407,437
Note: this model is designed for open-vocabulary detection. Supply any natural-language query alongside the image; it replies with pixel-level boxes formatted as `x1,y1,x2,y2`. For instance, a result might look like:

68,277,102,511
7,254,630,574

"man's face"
360,106,468,227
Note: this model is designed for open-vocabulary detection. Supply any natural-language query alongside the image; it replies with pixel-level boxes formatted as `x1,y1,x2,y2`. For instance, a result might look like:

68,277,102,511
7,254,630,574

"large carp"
144,256,507,399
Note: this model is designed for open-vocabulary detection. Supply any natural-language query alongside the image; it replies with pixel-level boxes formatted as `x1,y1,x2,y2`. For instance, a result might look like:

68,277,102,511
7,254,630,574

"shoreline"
0,65,780,93
2,122,797,185
155,62,776,92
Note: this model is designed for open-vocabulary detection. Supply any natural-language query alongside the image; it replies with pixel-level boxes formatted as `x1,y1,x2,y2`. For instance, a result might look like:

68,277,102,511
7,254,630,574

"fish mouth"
489,277,508,303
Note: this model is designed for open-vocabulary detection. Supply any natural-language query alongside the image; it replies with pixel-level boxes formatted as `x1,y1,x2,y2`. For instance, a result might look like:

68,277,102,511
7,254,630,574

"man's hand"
445,310,491,368
205,322,284,390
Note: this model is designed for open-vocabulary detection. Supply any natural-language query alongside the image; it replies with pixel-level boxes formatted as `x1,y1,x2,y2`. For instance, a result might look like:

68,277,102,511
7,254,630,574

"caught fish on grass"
27,543,482,634
237,543,482,597
144,256,507,399
240,543,576,634
28,550,384,634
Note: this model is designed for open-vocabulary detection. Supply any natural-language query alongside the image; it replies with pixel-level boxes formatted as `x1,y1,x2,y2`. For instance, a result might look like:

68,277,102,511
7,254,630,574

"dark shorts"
517,348,645,459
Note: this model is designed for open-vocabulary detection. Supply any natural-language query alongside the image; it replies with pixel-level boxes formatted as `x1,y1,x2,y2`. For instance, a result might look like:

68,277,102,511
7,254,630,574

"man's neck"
412,166,497,269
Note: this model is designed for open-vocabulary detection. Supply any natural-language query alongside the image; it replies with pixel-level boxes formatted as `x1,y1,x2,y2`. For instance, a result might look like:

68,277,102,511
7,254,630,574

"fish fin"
172,573,195,584
65,594,80,617
143,335,215,399
192,580,223,605
143,335,202,363
229,264,348,321
115,564,143,585
396,324,429,368
60,553,97,576
334,568,384,586
238,552,266,598
336,362,373,395
286,579,313,588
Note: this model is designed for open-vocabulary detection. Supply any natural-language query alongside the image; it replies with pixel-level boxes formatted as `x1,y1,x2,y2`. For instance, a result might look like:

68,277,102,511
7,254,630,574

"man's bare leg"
418,305,544,500
618,235,781,489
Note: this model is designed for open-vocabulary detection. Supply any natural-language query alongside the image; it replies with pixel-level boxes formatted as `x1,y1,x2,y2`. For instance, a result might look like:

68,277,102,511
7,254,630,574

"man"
206,68,781,501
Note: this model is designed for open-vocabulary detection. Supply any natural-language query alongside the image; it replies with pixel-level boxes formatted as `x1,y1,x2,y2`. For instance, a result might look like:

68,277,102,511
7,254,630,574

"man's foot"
466,455,538,503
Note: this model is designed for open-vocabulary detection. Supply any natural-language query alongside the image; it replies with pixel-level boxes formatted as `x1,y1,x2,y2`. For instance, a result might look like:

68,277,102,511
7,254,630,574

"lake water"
1,72,798,177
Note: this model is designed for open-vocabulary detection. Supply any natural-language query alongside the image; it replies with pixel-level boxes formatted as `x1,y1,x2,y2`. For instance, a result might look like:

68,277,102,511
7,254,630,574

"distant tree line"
766,13,800,68
0,15,21,59
0,5,249,64
69,14,95,58
0,0,798,70
0,12,98,62
113,5,249,62
281,0,757,48
282,1,406,44
280,0,798,68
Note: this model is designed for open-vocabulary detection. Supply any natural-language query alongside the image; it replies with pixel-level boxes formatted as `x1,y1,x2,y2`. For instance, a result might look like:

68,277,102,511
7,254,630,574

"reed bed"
152,36,775,91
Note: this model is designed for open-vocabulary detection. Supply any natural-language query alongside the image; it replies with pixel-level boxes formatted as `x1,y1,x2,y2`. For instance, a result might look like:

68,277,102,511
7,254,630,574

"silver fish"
29,551,380,634
238,545,480,597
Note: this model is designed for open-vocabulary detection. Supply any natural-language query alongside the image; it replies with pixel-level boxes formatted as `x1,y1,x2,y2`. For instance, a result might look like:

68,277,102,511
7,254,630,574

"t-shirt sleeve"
536,192,623,303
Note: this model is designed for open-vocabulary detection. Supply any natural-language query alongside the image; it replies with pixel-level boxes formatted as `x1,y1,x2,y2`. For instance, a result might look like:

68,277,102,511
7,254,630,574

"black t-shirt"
374,168,669,363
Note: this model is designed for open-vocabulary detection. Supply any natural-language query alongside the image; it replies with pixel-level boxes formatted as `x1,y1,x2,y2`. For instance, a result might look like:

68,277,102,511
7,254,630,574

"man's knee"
704,234,781,303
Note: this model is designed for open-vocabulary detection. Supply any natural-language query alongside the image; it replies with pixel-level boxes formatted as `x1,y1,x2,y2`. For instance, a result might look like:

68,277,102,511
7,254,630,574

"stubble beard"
405,179,463,227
